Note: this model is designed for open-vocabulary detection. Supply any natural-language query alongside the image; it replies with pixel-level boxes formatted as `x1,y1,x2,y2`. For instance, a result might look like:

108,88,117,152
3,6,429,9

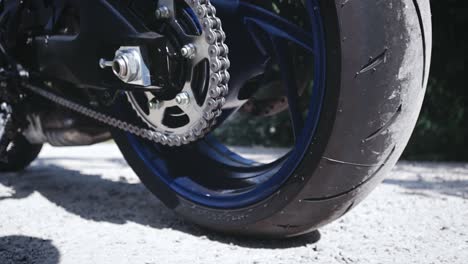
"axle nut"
112,52,140,83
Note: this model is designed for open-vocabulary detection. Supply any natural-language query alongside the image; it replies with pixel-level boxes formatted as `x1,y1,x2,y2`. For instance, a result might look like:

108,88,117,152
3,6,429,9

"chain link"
22,0,230,147
127,0,230,146
22,83,172,143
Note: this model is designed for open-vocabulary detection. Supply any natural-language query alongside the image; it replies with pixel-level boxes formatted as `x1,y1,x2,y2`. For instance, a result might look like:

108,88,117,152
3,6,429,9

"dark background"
403,0,468,161
217,0,468,162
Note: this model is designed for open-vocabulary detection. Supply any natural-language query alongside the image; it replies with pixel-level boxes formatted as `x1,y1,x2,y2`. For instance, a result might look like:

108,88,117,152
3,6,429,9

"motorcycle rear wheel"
113,0,431,237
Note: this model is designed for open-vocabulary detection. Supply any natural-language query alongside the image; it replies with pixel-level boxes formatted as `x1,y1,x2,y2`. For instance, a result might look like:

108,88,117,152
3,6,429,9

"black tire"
114,0,432,238
0,134,43,172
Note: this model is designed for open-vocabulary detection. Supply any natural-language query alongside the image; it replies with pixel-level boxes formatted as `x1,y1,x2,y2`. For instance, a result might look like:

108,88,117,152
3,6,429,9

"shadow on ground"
383,163,468,199
0,235,59,264
0,158,319,249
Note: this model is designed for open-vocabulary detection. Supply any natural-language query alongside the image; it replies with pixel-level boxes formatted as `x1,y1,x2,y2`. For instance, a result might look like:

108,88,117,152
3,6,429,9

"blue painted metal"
127,0,327,208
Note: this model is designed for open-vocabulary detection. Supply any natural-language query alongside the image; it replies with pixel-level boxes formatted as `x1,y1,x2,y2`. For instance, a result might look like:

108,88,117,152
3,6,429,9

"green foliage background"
403,0,468,161
217,1,468,161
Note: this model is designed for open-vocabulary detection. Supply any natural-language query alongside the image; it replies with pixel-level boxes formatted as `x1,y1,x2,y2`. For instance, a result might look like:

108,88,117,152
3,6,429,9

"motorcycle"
0,0,431,238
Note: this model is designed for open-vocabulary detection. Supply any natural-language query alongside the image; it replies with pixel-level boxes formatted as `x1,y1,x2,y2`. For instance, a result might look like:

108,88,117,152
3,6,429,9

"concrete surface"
0,144,467,264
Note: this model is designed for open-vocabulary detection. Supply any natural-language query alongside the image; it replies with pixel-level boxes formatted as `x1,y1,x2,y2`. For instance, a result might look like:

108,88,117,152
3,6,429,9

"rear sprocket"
126,0,231,146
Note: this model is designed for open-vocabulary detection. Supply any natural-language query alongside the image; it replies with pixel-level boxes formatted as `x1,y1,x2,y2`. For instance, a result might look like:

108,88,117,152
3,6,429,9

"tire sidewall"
114,0,431,237
112,0,342,231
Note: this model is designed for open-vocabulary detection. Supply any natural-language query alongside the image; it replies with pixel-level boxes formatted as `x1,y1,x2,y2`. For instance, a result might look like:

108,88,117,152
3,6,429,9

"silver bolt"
175,92,190,105
181,44,196,59
155,6,171,19
100,47,151,86
148,100,161,110
99,59,113,69
112,55,129,78
111,52,140,83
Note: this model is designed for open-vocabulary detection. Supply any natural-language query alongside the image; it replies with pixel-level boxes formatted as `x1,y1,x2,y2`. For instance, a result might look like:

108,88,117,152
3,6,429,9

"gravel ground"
0,144,467,264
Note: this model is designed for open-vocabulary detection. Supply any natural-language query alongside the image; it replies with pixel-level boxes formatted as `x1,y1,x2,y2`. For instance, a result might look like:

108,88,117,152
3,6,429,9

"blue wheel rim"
126,0,326,209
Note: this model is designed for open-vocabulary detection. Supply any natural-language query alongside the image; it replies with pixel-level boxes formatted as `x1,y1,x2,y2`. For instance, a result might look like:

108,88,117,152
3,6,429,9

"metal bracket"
100,46,152,87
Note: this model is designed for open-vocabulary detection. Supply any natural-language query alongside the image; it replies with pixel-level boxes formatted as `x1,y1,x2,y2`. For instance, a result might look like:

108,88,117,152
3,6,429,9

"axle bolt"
175,92,190,105
99,59,113,69
181,44,196,59
100,47,151,86
155,6,171,20
104,51,140,83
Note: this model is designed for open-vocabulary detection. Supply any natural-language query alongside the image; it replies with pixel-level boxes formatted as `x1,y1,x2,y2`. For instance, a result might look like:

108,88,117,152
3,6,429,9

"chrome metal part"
23,113,111,146
100,46,152,87
23,82,174,145
175,92,190,105
181,44,196,59
99,59,113,69
148,100,161,110
22,0,230,147
126,0,231,145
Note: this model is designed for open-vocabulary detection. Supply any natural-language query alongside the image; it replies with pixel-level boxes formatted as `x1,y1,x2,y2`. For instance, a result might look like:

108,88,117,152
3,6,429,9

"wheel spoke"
238,2,315,53
272,39,304,140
